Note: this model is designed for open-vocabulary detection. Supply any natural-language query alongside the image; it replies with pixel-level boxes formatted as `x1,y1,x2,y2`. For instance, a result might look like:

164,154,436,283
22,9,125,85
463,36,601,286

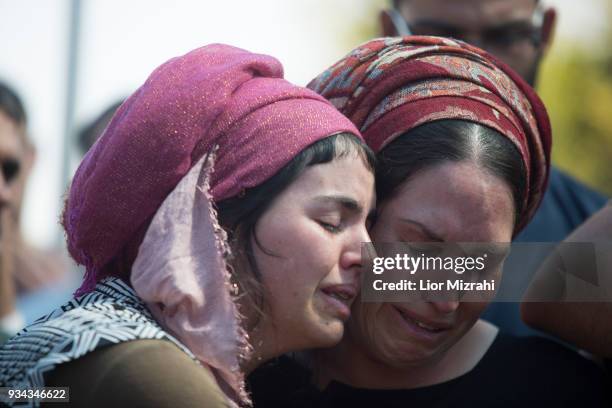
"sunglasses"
385,6,544,50
1,157,20,185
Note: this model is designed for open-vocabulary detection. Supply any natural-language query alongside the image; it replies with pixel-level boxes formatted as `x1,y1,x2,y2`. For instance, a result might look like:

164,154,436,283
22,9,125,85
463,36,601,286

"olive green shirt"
46,340,230,408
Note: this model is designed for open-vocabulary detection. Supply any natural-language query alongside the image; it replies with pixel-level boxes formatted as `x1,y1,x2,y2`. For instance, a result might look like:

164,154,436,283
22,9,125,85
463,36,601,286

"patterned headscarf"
309,36,552,234
62,44,361,406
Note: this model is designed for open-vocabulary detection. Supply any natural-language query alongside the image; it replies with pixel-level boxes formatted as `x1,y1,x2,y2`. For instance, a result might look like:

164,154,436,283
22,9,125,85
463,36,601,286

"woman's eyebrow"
312,195,363,214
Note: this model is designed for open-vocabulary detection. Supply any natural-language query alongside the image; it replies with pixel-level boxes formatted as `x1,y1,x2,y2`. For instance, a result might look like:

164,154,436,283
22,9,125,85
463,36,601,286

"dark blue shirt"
483,166,608,336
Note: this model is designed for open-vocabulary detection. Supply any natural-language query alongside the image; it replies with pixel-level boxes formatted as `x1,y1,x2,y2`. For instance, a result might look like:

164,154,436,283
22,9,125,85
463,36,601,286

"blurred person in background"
379,0,609,337
0,82,26,343
0,82,70,342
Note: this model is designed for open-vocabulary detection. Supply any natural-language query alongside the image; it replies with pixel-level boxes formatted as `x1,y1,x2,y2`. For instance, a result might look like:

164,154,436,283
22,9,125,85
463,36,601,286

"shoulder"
1,278,204,394
47,339,230,407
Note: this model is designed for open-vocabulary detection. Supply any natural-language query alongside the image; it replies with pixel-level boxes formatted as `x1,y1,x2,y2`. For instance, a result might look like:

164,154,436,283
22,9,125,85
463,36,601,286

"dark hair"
78,100,123,154
0,81,26,127
217,132,375,323
376,120,526,222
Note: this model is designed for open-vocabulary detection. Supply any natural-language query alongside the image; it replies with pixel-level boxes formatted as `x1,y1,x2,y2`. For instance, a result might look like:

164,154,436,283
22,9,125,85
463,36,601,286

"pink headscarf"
64,43,359,289
62,44,361,405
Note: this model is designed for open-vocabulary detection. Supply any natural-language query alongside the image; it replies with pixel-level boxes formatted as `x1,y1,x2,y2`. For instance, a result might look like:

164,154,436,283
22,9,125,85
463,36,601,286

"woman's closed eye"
317,216,342,233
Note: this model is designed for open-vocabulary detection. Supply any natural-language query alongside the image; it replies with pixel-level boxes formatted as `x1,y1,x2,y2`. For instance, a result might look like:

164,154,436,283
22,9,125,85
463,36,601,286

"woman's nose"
340,225,372,272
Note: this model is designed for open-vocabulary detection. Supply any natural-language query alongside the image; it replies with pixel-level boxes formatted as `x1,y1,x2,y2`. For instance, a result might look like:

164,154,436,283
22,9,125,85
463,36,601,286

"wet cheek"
263,276,309,320
455,303,486,330
261,221,341,305
259,208,307,242
369,306,408,363
379,306,403,341
299,230,339,277
353,304,384,344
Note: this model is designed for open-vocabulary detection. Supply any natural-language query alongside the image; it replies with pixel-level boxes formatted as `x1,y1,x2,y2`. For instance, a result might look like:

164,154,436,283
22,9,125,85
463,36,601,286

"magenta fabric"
308,36,552,235
63,44,360,295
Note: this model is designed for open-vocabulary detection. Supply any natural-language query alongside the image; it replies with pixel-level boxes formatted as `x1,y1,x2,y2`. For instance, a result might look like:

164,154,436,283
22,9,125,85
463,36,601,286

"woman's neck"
315,319,499,390
241,320,290,375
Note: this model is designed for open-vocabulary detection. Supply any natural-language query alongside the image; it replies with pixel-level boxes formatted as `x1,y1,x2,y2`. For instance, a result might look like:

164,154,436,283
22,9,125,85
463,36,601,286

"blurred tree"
538,3,612,194
340,0,387,48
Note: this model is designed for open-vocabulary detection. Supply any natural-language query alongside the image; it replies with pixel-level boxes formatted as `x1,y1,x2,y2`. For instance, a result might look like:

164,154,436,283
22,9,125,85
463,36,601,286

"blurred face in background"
0,111,31,232
382,0,556,85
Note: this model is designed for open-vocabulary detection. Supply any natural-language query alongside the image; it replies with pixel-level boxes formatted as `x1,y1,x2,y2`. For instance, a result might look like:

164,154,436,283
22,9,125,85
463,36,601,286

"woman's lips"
320,284,358,320
392,305,453,342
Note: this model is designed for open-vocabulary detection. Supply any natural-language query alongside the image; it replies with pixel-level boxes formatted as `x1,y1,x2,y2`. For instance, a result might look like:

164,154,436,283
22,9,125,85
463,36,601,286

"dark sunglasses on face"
385,8,543,50
1,158,20,185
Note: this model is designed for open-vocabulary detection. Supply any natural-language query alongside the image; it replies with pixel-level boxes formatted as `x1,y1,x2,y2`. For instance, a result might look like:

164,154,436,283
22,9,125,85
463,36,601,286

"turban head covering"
309,36,552,234
62,44,361,406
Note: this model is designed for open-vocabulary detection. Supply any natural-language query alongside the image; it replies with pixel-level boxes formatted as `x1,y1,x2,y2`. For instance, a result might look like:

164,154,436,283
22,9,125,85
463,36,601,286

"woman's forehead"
380,162,515,241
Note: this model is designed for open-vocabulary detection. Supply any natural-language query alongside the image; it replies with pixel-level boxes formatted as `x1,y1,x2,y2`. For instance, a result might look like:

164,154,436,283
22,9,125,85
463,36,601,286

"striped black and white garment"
0,277,197,407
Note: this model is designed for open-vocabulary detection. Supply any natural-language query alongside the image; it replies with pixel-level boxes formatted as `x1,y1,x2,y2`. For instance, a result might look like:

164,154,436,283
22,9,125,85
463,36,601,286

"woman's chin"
310,319,345,348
